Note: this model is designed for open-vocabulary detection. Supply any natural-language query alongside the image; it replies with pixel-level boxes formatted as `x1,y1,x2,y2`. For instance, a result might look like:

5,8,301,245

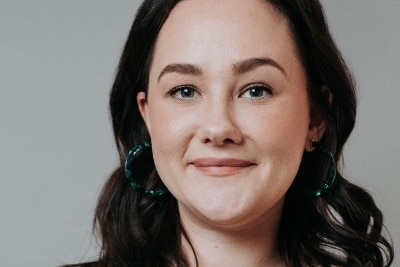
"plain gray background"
0,1,398,266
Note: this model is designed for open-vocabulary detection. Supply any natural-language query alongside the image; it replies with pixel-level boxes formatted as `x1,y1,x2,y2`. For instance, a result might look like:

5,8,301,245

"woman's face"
138,0,321,229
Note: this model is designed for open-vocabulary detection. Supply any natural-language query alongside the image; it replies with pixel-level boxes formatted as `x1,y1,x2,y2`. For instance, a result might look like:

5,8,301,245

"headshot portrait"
0,1,398,266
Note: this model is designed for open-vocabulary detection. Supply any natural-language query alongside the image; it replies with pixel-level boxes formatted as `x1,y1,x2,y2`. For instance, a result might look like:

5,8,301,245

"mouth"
190,158,256,177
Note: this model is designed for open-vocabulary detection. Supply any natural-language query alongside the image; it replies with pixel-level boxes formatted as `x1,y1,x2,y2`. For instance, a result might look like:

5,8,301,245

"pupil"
182,88,193,97
250,88,262,97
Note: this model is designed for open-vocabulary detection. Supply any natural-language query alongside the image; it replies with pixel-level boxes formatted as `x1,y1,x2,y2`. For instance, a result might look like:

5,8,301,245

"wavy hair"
64,0,393,266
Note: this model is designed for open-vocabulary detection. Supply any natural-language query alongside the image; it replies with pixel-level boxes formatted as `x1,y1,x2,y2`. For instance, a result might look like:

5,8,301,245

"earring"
124,141,167,196
310,140,336,197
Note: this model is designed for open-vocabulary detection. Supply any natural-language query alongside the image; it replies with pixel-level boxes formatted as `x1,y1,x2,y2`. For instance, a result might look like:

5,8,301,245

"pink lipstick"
191,158,255,177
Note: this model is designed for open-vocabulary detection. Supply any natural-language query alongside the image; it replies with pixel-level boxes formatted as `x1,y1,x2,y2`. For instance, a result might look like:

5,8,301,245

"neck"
179,203,286,267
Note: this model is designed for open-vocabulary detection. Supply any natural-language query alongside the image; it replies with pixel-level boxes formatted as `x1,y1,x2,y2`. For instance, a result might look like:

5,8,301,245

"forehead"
149,0,300,79
168,0,283,24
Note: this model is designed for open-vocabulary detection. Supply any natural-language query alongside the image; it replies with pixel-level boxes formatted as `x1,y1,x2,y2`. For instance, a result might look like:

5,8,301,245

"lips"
191,158,255,176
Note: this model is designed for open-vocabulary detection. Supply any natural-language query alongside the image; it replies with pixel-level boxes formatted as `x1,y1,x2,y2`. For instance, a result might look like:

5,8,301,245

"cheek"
145,102,196,179
249,99,310,147
147,105,194,147
281,93,310,143
249,95,310,173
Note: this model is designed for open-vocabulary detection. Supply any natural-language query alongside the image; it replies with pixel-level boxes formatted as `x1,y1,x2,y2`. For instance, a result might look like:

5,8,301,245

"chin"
181,194,278,230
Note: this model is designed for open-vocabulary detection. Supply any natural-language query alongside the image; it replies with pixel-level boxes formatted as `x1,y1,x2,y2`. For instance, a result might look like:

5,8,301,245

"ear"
305,115,326,152
137,91,151,133
304,86,333,152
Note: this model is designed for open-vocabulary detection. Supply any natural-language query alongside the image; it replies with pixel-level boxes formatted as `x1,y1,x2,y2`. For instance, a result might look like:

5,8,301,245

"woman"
65,0,394,266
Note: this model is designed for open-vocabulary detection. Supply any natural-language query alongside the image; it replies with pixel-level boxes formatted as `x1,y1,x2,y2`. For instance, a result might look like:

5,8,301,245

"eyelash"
167,83,273,100
167,85,199,100
239,83,273,99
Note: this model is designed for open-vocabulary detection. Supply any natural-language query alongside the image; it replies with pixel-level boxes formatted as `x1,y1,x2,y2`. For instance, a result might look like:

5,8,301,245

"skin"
138,0,325,265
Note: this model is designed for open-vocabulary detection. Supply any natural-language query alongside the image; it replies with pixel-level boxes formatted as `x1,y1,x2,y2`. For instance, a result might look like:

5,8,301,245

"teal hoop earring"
124,141,166,196
310,141,336,197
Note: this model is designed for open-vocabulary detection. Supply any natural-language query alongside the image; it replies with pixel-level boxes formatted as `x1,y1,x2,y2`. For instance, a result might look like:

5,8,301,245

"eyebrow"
232,57,287,77
157,57,286,82
158,63,203,82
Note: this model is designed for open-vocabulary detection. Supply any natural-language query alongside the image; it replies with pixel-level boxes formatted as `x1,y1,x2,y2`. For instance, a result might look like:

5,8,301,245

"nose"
197,100,243,146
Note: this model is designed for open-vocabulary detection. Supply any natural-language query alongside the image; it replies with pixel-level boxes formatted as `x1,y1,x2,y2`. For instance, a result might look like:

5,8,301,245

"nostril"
202,136,234,145
222,137,236,144
199,124,243,146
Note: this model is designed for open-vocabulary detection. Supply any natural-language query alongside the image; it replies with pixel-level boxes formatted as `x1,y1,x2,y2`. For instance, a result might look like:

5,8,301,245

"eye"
239,83,273,99
168,85,199,100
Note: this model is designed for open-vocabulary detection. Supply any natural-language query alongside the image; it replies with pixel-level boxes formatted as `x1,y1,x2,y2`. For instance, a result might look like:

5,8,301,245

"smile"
191,158,256,177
